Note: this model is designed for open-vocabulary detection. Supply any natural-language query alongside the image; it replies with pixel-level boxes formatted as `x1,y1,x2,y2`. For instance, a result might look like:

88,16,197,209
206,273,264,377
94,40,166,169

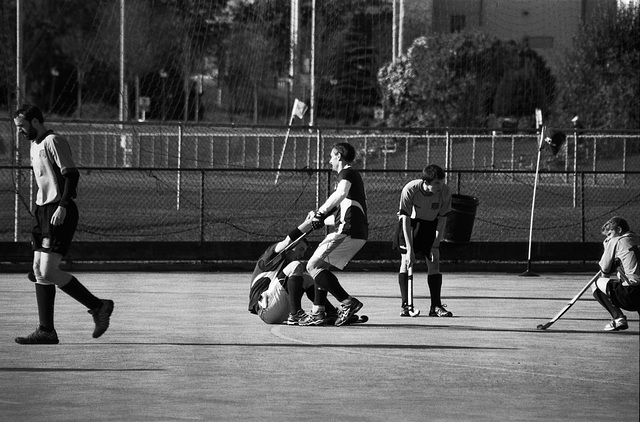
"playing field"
1,271,637,421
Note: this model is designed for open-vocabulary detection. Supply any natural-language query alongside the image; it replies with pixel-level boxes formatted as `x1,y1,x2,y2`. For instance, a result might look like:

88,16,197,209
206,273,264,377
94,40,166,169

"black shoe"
15,326,59,345
89,299,114,338
335,298,363,326
429,304,453,317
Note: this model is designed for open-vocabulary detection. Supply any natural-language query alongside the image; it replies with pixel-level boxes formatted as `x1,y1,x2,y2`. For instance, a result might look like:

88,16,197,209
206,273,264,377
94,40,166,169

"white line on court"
270,325,638,387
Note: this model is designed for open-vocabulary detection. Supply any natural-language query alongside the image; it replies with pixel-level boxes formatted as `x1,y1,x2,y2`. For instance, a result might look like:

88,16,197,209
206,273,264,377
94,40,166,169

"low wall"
0,241,603,273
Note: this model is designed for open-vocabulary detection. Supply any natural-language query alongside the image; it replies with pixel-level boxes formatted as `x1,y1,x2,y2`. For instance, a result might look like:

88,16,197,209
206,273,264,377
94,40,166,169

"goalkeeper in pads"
248,219,339,325
591,216,639,331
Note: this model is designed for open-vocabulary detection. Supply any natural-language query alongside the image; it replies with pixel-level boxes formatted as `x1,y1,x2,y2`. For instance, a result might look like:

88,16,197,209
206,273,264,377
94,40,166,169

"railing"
2,166,638,244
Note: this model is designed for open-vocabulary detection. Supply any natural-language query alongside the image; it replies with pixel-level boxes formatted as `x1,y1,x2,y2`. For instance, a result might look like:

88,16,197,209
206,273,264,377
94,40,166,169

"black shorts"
32,201,78,256
393,218,438,256
608,280,640,312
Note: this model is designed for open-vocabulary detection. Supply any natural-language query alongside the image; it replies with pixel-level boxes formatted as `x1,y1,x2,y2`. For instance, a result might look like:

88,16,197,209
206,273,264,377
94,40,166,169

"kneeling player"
591,216,640,331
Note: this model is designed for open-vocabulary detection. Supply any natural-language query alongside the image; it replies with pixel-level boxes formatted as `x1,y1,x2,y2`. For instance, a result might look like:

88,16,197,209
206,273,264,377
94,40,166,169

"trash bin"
443,194,479,243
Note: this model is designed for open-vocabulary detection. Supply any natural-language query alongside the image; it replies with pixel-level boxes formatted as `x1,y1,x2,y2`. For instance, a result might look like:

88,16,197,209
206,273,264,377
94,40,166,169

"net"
1,0,637,129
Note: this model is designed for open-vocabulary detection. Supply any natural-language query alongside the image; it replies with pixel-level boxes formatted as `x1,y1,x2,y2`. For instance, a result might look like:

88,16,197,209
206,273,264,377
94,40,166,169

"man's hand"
50,206,67,226
311,210,325,230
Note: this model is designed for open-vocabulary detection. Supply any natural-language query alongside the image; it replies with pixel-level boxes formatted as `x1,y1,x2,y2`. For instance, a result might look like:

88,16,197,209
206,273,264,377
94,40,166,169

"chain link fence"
1,119,639,244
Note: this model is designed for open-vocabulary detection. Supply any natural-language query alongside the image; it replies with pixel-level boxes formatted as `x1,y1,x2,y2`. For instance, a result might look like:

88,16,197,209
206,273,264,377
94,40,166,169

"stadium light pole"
289,0,299,123
14,0,24,242
160,69,168,121
309,0,316,127
119,0,126,122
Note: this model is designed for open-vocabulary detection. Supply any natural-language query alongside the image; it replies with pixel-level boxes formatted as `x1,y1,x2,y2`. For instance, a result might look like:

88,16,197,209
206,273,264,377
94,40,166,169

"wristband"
288,227,304,241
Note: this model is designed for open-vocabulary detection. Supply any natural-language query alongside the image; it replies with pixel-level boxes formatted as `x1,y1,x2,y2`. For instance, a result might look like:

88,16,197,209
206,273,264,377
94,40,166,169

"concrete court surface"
0,271,638,422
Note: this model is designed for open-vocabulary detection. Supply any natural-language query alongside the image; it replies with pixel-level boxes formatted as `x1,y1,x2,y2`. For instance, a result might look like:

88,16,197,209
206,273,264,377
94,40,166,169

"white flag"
292,99,308,119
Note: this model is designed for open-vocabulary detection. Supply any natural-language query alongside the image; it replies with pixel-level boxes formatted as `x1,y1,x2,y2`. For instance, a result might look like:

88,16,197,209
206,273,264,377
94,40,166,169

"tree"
377,32,555,128
552,1,639,130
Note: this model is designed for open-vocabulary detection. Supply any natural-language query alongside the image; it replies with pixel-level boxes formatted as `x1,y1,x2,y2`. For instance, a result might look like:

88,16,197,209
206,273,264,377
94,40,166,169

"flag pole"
520,125,545,277
275,99,307,185
520,108,544,277
275,113,296,185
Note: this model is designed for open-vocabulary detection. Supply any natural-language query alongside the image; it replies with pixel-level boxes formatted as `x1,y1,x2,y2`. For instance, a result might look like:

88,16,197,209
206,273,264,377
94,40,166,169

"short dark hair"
601,216,630,235
332,142,356,163
15,104,44,124
421,164,445,182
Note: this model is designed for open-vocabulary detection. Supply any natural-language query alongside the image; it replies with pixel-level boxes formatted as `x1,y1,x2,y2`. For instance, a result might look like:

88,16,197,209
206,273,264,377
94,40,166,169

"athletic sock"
286,275,304,313
427,274,443,308
35,283,56,331
398,272,408,305
59,276,103,310
311,305,326,314
592,289,624,319
313,283,327,306
315,270,349,302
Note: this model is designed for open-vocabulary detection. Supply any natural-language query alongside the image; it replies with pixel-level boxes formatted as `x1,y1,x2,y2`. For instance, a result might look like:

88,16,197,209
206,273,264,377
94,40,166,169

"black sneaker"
89,299,114,338
400,304,410,317
15,326,59,345
335,297,363,326
429,304,452,317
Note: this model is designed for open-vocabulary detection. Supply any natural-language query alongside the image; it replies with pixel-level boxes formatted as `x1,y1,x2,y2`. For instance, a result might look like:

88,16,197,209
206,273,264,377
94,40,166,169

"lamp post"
330,78,338,126
49,67,59,112
160,69,168,121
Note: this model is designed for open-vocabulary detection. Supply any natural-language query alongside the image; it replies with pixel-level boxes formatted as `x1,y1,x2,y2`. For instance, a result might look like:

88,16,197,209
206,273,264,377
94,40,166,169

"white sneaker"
604,317,628,331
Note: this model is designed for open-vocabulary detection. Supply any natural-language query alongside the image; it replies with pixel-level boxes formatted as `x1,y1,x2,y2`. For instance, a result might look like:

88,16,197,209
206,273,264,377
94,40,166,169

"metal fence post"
580,172,585,243
13,129,21,242
200,169,205,242
445,129,450,170
177,124,182,210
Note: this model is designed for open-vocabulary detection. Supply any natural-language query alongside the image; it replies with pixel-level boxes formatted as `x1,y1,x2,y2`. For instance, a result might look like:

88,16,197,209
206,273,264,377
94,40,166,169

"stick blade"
536,323,551,330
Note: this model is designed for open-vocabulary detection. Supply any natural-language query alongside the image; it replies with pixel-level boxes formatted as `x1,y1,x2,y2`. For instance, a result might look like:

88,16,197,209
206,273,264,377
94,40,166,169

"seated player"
248,221,339,325
591,216,640,331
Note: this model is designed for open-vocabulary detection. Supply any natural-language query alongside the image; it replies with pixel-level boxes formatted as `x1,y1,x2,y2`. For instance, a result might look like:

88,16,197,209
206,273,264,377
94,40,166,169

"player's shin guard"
398,272,409,305
315,270,349,302
35,283,56,331
286,275,304,313
427,274,443,308
592,289,624,319
59,277,102,310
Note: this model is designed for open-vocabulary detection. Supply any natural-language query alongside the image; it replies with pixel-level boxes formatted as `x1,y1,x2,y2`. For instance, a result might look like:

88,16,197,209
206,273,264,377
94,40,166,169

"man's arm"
400,214,414,264
311,179,351,229
51,169,79,226
274,216,314,254
319,179,351,215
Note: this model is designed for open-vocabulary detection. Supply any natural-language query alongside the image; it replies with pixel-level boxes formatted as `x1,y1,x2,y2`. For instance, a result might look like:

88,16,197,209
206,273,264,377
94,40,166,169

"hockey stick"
407,266,420,317
262,230,310,269
536,271,601,330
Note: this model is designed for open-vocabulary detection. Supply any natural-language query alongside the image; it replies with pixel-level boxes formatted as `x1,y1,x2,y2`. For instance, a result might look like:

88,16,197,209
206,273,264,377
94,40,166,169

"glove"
311,210,326,231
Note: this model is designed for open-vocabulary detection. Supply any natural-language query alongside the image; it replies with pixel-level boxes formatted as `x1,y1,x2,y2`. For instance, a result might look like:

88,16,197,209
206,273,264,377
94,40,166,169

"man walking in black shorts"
13,105,114,344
